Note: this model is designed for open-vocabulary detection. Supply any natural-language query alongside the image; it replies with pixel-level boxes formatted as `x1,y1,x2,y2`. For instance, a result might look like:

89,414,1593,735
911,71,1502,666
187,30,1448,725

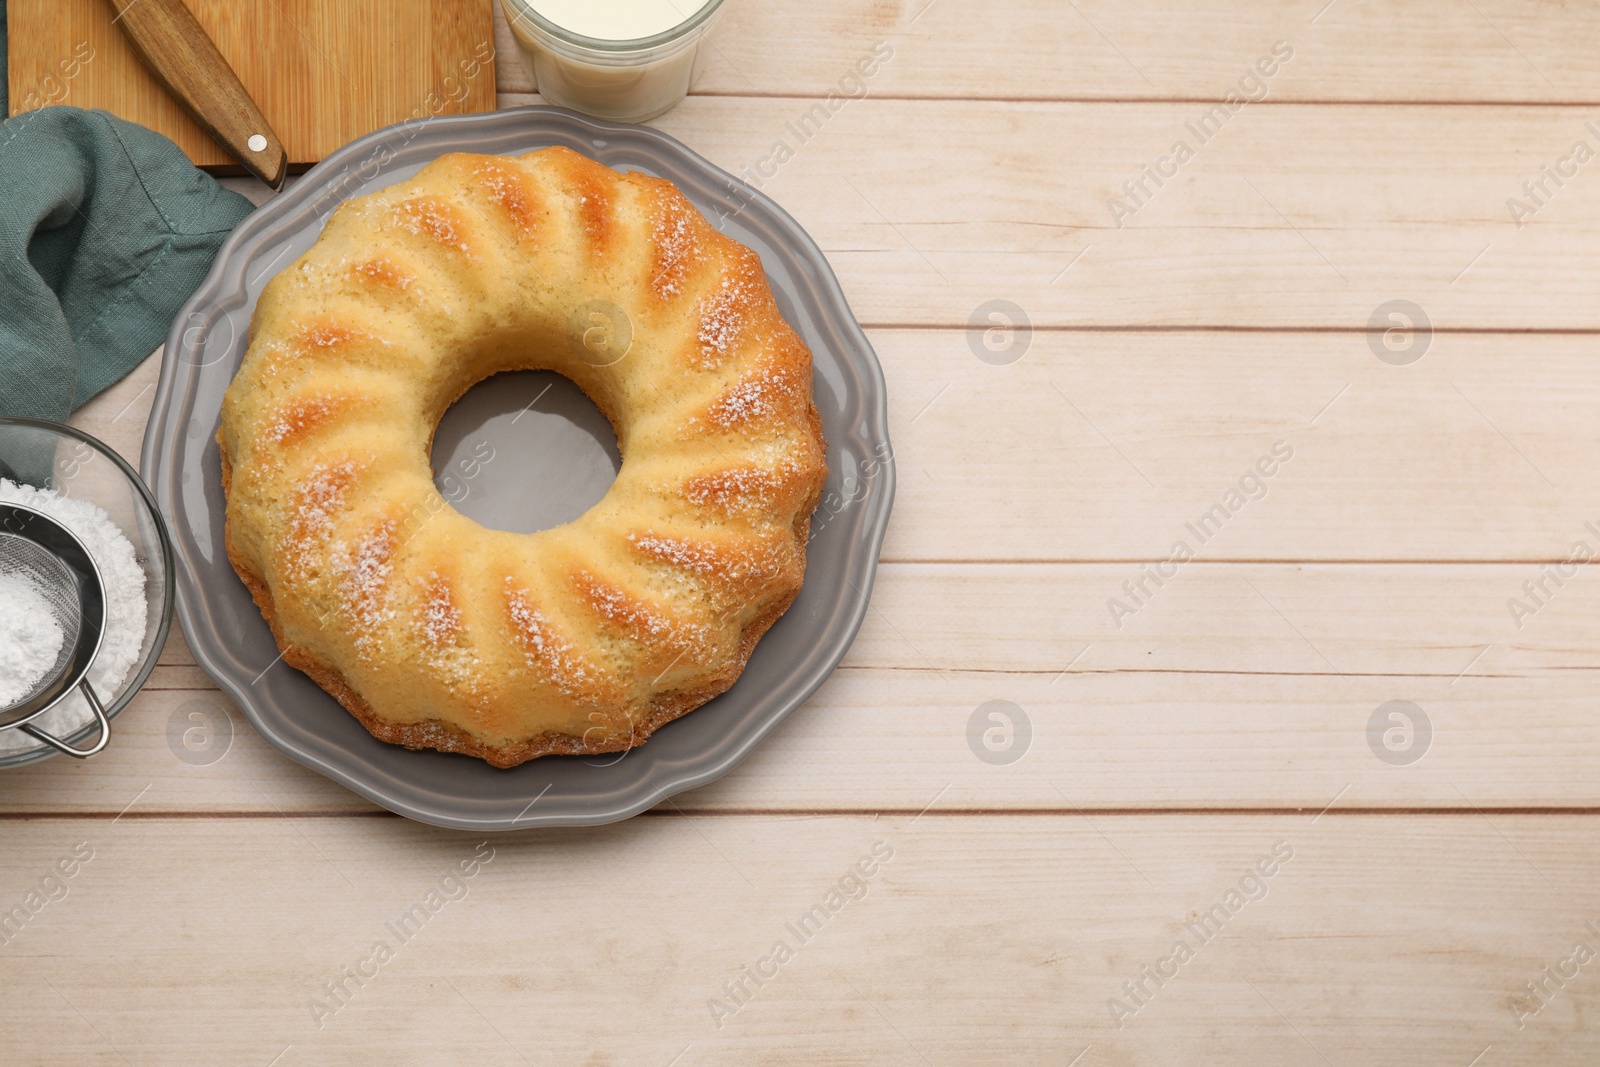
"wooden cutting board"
6,0,497,173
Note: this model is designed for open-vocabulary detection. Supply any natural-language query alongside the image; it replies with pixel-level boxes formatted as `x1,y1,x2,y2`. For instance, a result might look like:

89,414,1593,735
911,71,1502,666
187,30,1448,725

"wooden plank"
7,0,496,170
0,815,1594,1064
69,346,162,470
13,559,1600,812
11,663,1600,814
494,0,1600,104
874,328,1600,562
602,96,1600,329
81,327,1600,564
107,558,1600,681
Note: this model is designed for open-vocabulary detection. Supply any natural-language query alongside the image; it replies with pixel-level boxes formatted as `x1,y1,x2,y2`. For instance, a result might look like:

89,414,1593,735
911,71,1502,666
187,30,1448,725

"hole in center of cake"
430,370,621,534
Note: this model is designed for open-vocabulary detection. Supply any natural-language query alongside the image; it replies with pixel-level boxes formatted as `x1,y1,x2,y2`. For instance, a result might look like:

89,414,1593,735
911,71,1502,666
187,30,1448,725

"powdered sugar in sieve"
0,479,146,752
0,571,67,706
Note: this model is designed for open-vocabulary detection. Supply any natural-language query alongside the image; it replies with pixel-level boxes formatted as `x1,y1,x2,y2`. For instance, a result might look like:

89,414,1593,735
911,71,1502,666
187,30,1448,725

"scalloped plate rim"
141,105,894,831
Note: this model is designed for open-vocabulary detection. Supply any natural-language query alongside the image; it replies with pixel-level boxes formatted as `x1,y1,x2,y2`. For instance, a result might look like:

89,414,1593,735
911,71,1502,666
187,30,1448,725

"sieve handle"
20,682,111,759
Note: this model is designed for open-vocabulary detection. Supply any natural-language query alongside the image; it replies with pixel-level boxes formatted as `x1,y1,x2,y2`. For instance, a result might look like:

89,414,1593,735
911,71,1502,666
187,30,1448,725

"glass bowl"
0,417,175,768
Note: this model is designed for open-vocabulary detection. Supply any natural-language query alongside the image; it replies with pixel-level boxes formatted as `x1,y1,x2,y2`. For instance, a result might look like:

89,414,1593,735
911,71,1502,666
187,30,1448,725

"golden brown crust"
217,148,827,768
223,439,810,768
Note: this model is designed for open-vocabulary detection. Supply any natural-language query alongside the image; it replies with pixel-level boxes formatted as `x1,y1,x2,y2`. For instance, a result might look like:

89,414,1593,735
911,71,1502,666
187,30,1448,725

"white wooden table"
8,1,1600,1062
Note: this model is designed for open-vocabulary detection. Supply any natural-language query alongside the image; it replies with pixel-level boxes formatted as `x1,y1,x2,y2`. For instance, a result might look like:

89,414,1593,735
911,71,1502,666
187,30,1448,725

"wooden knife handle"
103,0,287,187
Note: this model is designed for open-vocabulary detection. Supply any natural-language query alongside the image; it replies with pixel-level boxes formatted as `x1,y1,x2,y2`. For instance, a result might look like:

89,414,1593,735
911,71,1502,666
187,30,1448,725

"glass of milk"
501,0,729,123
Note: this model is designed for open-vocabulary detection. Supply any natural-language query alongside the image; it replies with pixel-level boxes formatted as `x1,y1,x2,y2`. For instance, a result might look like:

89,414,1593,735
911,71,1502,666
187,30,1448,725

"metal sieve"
0,503,111,757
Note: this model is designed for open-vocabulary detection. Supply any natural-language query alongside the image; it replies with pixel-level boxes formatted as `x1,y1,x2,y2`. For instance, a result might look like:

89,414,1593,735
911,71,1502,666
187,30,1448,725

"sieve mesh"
0,531,84,714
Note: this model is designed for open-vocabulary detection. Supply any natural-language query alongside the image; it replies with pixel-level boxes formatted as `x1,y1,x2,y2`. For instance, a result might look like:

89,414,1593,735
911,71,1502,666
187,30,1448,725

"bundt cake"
216,147,827,767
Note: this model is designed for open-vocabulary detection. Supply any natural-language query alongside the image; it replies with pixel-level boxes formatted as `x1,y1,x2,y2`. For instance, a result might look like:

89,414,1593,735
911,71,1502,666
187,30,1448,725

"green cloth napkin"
0,105,253,422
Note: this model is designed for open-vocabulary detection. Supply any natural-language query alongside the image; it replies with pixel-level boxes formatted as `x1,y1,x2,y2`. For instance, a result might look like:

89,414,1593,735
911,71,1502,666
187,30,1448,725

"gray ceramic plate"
141,106,894,831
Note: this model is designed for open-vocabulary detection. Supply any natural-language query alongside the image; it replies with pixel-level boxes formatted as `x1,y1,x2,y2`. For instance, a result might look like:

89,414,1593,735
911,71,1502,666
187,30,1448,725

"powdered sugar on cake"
695,275,753,365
